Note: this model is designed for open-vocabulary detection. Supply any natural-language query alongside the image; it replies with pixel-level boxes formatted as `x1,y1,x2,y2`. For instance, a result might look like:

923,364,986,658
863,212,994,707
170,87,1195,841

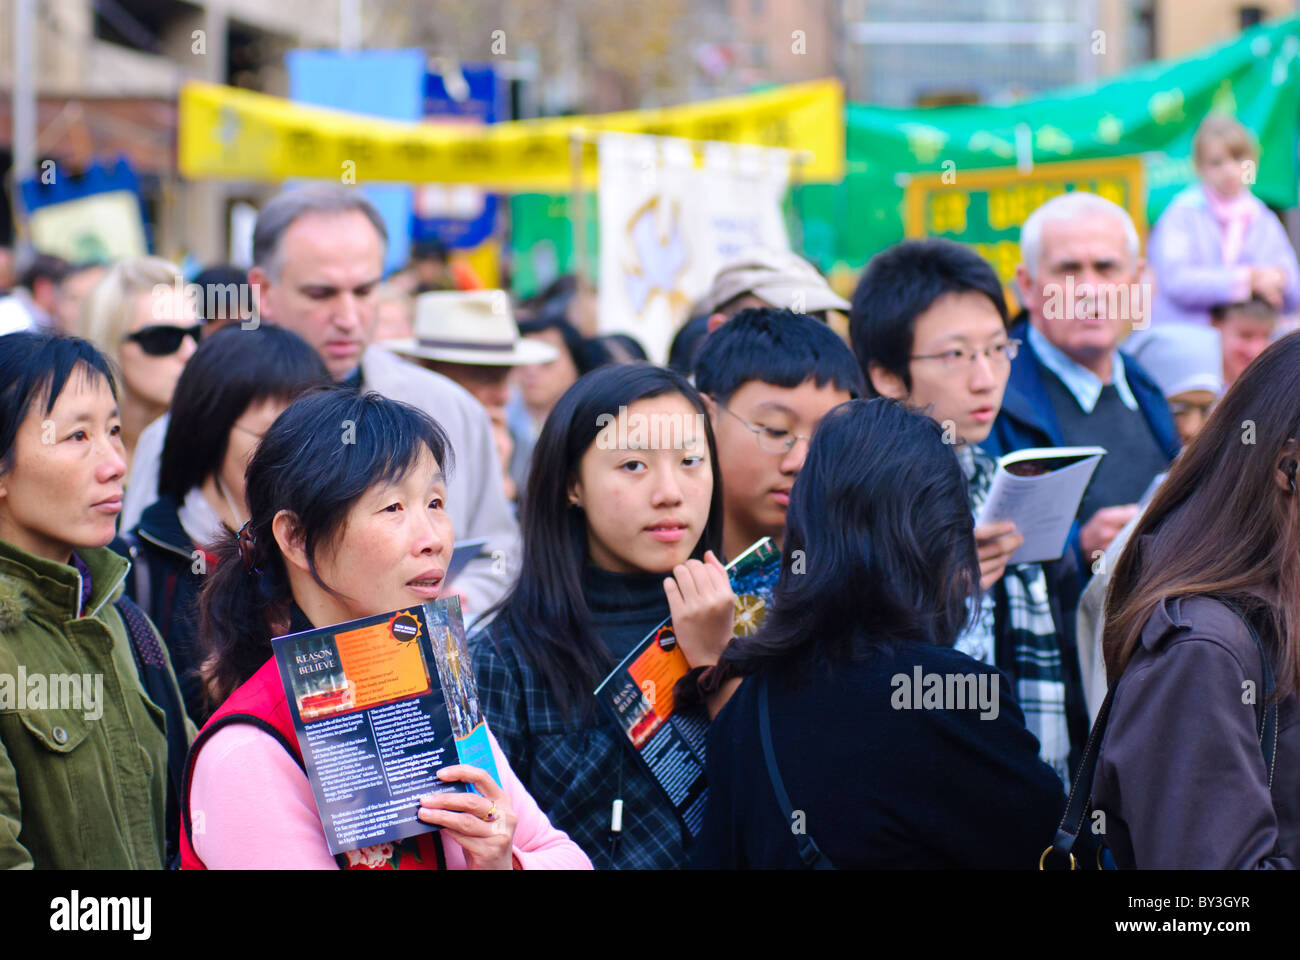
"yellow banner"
179,79,844,190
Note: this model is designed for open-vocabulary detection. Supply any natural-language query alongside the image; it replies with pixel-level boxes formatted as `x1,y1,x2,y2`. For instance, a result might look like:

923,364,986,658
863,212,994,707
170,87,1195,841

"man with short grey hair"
122,185,520,615
247,186,391,381
984,191,1179,576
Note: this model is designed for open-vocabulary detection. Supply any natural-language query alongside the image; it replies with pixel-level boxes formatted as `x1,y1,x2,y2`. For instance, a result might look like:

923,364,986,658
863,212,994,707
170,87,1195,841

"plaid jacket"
470,617,690,870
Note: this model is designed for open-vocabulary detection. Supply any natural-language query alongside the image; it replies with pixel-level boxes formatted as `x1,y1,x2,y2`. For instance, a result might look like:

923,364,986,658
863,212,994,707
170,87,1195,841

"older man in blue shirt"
985,192,1179,580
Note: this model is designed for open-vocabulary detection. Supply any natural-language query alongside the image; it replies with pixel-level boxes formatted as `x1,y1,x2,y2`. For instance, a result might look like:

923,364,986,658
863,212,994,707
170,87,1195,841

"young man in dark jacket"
850,237,1087,784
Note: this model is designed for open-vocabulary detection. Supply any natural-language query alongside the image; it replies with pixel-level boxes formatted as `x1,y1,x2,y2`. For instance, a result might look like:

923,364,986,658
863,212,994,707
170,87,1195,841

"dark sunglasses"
124,323,204,356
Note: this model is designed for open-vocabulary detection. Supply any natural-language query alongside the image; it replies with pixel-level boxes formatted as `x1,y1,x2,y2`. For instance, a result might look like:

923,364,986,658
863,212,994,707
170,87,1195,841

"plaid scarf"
958,445,1072,788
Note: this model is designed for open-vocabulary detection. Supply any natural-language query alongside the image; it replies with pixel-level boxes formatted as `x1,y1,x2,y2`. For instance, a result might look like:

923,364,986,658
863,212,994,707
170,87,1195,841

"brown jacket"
1092,594,1298,869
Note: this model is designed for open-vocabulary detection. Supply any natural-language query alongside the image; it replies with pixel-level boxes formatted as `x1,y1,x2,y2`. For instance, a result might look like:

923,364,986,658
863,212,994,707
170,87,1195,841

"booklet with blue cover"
271,597,499,856
593,537,781,836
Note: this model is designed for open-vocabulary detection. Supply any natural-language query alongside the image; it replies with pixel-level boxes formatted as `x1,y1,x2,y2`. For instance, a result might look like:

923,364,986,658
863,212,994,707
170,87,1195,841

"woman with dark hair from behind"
668,315,711,376
183,388,589,869
1094,331,1300,869
0,332,189,868
119,325,329,723
471,363,736,869
691,398,1065,868
597,333,648,364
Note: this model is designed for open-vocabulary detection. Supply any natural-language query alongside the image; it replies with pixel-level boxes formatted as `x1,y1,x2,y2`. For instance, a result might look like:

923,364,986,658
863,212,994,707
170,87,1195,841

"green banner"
511,16,1300,297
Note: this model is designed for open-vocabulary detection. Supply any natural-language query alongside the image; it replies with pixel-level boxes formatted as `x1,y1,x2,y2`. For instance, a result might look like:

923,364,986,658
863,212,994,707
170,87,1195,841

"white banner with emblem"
596,133,791,363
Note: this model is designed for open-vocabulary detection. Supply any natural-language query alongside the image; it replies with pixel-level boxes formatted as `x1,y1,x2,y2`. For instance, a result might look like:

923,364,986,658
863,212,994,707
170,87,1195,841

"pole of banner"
1014,123,1034,174
789,149,814,254
569,129,588,287
11,0,36,251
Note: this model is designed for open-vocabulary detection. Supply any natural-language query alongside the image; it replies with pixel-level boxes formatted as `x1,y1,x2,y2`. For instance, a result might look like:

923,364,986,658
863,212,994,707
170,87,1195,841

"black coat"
692,641,1067,869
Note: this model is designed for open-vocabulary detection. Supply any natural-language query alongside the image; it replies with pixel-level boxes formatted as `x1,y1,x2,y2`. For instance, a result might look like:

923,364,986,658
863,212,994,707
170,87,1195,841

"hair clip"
237,519,261,574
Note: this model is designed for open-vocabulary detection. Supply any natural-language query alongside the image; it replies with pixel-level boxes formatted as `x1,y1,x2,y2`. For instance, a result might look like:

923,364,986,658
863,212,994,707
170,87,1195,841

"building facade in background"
0,0,1291,262
0,0,344,260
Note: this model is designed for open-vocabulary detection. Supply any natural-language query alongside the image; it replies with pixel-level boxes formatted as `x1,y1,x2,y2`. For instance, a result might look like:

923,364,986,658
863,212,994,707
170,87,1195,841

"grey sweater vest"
1039,369,1171,523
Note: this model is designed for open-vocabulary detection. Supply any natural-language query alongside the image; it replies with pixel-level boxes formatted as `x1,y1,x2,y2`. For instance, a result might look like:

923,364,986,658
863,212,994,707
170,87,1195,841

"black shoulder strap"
115,593,188,866
757,673,834,869
1043,594,1279,868
1230,598,1280,791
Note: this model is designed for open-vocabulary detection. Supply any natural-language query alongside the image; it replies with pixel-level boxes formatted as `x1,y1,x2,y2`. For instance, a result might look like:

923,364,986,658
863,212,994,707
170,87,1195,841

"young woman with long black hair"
1095,331,1300,868
690,398,1066,868
471,363,736,869
181,388,589,869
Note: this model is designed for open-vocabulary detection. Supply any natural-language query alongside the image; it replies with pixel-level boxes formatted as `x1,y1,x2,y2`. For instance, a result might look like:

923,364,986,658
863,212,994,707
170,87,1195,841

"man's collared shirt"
341,365,363,393
1027,323,1138,414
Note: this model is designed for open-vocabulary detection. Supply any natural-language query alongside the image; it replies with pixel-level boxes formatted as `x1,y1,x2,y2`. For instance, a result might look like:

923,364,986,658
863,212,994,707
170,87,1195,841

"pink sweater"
190,723,592,870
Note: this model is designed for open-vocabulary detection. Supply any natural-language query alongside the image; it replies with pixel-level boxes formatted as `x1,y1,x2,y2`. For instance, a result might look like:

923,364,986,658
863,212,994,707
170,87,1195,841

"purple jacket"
1092,594,1298,869
1148,184,1300,326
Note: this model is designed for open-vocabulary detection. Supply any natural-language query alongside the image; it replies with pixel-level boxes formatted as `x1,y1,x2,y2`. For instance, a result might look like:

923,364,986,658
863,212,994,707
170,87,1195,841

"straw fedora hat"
386,289,558,366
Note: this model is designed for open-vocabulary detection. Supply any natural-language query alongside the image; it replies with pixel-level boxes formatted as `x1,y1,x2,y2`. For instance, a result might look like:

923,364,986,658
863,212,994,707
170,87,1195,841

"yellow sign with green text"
903,156,1146,298
179,79,844,190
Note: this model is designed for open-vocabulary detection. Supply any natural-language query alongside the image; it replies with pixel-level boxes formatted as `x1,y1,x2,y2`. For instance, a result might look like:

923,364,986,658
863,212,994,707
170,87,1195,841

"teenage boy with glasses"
850,238,1085,785
691,308,864,562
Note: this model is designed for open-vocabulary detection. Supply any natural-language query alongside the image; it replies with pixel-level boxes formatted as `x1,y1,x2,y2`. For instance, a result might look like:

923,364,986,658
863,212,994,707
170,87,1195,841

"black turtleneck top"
469,564,689,869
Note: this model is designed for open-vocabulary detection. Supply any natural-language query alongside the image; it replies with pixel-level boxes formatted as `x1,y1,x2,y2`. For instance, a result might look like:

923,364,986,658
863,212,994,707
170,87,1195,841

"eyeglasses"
910,338,1021,371
124,323,204,357
717,403,811,455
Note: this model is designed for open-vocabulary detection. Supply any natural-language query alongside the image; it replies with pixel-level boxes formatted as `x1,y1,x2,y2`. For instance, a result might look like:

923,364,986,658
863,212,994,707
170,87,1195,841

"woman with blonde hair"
1149,113,1300,326
79,257,202,464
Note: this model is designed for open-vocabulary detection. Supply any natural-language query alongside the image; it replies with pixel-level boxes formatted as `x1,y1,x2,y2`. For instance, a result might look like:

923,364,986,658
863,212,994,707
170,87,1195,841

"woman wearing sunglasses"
79,257,203,467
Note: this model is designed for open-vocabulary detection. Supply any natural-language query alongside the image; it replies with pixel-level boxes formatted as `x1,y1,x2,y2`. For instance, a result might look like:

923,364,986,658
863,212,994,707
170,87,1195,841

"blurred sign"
29,190,147,262
178,79,844,189
597,133,790,362
798,16,1300,276
21,158,147,260
414,65,502,248
903,156,1146,301
286,49,426,274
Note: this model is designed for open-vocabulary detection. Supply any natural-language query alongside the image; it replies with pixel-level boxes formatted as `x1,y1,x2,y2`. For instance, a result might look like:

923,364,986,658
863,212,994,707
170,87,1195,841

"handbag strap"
115,593,190,867
1043,594,1278,867
757,673,835,869
1245,602,1280,792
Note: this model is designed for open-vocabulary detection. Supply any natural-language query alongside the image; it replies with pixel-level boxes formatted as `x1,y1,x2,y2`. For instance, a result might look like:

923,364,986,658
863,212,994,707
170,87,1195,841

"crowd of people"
2,112,1299,870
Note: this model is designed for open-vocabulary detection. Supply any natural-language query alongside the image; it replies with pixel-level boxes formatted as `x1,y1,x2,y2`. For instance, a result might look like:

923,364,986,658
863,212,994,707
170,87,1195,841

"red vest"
180,656,444,870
